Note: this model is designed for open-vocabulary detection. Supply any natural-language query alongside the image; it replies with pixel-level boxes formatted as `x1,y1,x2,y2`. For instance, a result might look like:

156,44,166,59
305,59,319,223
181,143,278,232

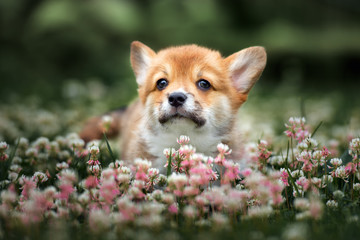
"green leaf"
103,132,115,162
311,121,323,138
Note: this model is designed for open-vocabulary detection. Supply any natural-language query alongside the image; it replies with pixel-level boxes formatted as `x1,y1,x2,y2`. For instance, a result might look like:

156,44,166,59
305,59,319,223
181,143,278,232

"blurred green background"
1,0,360,107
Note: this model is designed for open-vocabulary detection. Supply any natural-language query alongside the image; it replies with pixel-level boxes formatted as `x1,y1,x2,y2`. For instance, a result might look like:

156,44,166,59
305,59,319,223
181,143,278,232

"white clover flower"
151,189,164,201
55,136,67,147
247,205,273,218
162,193,175,205
8,172,18,182
9,164,22,173
330,158,342,167
44,186,57,199
101,168,115,180
86,140,101,150
177,135,190,145
163,148,176,158
33,137,50,149
89,145,100,155
349,138,360,160
0,142,8,151
117,173,131,185
322,175,333,187
297,142,308,151
49,141,59,152
347,215,359,223
304,137,318,149
282,223,309,240
311,177,322,188
179,145,196,156
147,168,159,178
334,166,348,180
217,143,232,155
333,190,344,200
167,173,188,189
326,200,338,208
141,202,165,215
134,158,152,171
59,169,78,184
291,170,304,178
68,138,84,149
294,198,310,211
18,138,29,149
269,156,284,166
119,166,131,175
88,209,111,233
0,190,17,204
25,147,38,158
211,213,229,228
183,205,198,219
135,215,163,228
32,171,48,183
101,115,113,132
56,162,69,171
353,183,360,191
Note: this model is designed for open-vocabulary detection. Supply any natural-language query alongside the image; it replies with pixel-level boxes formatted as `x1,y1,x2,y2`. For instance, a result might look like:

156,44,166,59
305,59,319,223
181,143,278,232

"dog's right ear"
130,41,156,86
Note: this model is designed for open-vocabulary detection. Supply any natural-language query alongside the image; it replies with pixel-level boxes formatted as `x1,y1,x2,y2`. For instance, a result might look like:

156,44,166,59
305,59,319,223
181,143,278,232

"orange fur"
80,41,267,169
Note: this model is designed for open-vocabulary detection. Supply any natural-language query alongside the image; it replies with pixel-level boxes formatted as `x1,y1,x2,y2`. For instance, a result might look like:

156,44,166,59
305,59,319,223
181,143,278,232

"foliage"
1,0,360,101
0,109,360,239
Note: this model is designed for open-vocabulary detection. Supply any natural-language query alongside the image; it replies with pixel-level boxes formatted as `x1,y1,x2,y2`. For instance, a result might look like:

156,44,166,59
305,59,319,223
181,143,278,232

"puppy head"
130,41,266,133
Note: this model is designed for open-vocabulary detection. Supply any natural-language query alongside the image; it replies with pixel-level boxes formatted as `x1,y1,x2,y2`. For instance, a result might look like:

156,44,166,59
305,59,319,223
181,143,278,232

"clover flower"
294,198,310,211
183,205,198,219
89,209,111,234
179,145,196,157
334,166,349,182
32,171,48,184
308,196,324,220
33,137,50,151
163,148,176,159
326,200,338,208
284,117,309,142
329,158,342,168
247,205,273,218
280,168,290,186
99,178,120,205
0,141,9,162
167,173,188,197
256,140,272,169
87,145,101,175
177,135,190,145
101,115,113,133
349,138,360,162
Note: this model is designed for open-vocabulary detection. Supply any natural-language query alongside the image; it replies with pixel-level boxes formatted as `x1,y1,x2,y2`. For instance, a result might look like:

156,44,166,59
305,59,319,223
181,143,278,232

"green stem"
167,149,173,177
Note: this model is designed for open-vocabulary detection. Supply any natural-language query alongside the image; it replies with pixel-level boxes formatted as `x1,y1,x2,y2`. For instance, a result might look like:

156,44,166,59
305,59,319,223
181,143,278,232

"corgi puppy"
80,41,267,169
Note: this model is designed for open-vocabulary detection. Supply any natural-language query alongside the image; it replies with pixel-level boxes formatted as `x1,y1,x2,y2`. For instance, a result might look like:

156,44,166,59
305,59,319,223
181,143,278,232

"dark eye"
197,79,211,90
156,78,168,90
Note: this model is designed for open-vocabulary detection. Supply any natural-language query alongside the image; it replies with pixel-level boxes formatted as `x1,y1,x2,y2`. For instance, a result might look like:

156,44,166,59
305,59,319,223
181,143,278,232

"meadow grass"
0,86,359,240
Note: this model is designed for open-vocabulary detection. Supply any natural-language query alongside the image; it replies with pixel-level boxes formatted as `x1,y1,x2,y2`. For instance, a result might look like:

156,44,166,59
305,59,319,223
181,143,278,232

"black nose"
168,92,187,107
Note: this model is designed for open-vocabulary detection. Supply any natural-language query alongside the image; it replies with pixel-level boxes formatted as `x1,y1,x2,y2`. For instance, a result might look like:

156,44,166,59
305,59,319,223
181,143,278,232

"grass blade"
311,121,323,138
103,132,116,162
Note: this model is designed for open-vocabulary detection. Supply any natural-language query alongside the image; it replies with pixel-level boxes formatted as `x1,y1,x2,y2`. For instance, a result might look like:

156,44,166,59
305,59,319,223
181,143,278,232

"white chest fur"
142,118,225,170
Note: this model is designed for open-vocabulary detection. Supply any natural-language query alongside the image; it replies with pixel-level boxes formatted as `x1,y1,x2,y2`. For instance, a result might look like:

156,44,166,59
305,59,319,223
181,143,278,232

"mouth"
158,110,206,127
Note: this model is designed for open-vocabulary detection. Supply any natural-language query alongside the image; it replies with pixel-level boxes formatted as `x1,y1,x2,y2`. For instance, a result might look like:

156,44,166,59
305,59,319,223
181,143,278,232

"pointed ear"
225,47,267,94
130,41,156,86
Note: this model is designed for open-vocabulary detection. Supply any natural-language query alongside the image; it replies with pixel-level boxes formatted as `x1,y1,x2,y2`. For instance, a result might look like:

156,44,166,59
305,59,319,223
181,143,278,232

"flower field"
0,87,360,240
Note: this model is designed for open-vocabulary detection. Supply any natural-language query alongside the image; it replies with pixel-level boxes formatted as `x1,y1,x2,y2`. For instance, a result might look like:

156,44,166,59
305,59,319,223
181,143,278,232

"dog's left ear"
225,47,267,94
130,41,156,86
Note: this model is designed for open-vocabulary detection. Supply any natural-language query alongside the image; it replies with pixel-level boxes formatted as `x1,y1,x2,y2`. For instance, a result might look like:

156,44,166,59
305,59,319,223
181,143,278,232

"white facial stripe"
166,88,196,112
